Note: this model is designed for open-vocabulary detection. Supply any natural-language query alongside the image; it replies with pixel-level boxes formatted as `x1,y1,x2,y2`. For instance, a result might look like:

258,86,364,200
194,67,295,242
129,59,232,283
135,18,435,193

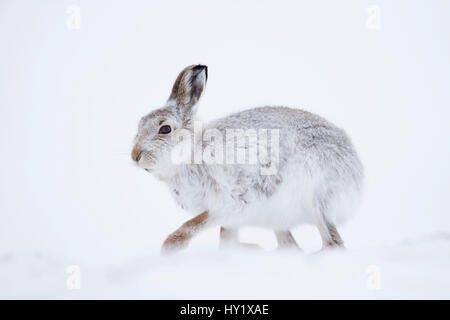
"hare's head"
131,65,207,176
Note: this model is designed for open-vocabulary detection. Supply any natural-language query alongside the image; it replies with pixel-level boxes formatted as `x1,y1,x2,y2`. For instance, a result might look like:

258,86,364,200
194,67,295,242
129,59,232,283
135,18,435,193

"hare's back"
207,106,352,152
208,106,362,186
209,106,332,131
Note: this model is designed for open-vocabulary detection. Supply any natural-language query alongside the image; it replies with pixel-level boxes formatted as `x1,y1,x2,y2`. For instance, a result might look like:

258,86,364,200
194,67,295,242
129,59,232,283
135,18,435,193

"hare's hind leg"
219,227,262,250
319,220,344,249
324,221,344,248
316,218,344,249
275,231,301,251
314,197,345,249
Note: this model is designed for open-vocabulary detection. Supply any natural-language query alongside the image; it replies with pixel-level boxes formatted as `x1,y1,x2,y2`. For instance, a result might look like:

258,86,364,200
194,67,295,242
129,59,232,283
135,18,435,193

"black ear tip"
193,64,207,70
193,64,208,82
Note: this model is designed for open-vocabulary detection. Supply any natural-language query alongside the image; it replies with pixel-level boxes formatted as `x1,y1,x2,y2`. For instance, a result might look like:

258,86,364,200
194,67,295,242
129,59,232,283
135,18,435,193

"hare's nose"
131,146,142,162
135,152,142,162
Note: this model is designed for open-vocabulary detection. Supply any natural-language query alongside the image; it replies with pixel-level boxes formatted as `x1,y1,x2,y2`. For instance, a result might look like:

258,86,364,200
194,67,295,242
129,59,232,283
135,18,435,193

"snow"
2,232,450,299
1,0,450,299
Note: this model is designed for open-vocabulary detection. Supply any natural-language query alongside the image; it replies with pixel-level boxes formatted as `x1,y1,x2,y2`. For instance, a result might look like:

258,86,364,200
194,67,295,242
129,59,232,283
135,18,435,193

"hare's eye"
158,125,172,134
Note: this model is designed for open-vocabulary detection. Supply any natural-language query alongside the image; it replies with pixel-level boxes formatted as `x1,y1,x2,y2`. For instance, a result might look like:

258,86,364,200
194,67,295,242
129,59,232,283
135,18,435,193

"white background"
1,0,450,298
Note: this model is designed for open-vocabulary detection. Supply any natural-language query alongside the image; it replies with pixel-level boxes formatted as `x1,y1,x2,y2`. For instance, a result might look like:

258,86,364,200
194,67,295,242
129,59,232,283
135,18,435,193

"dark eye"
158,125,171,134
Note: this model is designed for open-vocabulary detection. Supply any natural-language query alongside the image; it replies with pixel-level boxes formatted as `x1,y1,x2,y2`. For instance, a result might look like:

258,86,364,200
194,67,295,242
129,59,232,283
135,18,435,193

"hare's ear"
168,65,207,112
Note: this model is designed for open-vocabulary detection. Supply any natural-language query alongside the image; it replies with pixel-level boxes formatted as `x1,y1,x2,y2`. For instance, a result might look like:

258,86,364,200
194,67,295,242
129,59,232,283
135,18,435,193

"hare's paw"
238,242,263,251
277,244,303,252
161,231,189,255
319,240,346,253
220,241,263,251
324,241,346,249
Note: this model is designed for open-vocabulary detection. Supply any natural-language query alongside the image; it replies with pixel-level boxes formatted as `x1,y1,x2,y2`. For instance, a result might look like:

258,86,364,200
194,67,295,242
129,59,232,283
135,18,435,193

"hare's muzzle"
131,145,142,163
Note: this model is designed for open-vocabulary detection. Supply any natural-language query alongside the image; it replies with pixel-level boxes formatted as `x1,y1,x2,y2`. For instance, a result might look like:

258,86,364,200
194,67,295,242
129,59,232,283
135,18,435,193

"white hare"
131,65,363,253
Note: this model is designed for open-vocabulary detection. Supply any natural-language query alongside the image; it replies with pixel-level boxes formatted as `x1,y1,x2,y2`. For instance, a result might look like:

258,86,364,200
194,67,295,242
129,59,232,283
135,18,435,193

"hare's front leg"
161,211,210,254
220,228,301,251
219,227,262,250
219,227,238,249
275,231,301,251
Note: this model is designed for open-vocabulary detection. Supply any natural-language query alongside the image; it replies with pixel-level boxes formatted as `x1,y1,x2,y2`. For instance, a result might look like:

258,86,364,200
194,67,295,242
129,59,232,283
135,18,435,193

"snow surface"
2,232,450,299
1,0,450,299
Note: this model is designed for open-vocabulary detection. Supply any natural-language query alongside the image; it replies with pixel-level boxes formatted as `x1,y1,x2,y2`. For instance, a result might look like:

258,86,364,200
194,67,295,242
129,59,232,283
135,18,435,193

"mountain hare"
131,65,363,254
